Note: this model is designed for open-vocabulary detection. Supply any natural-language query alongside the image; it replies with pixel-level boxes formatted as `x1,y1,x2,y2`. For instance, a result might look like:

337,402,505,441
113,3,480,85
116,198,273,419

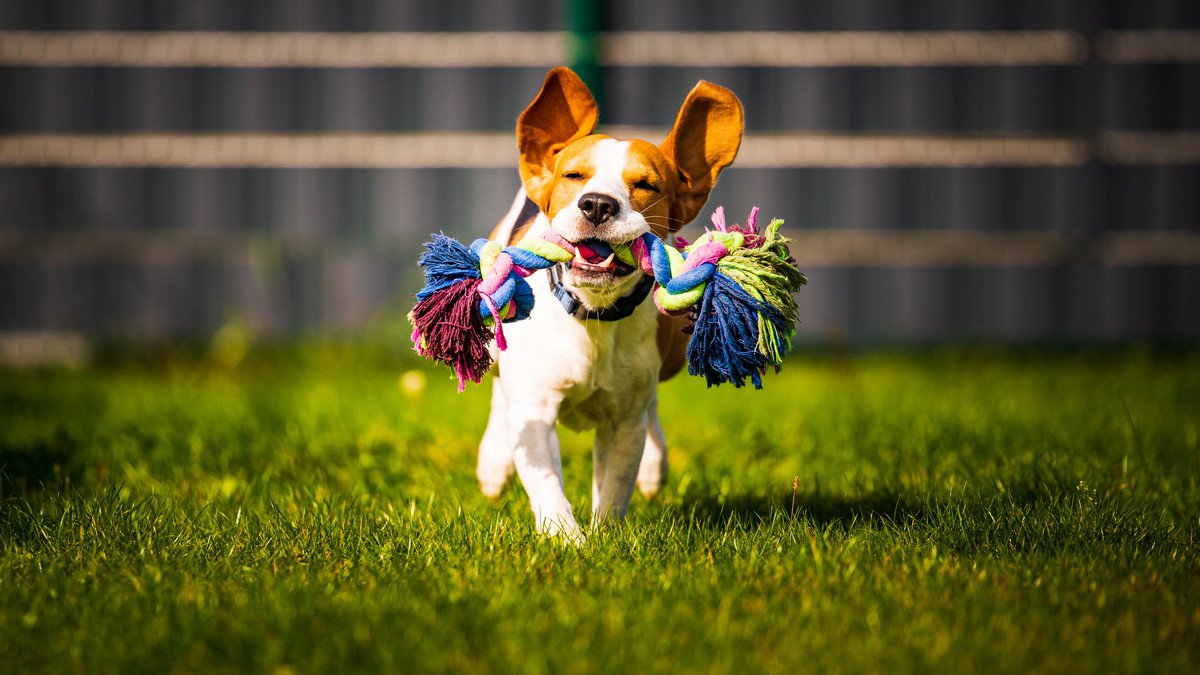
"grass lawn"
1,345,1197,673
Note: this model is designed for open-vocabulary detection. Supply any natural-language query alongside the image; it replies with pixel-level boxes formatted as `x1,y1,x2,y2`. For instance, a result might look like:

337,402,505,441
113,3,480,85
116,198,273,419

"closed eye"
634,179,660,193
562,171,585,180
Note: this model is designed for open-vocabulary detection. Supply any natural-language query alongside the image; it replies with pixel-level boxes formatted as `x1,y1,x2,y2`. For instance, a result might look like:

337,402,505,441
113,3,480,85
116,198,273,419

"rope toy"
409,206,807,390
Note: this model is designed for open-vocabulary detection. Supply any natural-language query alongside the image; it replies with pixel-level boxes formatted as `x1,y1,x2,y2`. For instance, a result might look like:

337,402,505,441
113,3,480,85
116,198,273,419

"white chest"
496,269,661,430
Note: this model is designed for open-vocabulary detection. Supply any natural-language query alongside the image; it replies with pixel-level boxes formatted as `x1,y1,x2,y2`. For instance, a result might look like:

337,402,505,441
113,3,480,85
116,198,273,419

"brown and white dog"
478,67,744,540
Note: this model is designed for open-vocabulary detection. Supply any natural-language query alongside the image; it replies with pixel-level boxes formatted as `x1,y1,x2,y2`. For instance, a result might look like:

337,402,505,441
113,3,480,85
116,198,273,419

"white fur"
476,142,670,541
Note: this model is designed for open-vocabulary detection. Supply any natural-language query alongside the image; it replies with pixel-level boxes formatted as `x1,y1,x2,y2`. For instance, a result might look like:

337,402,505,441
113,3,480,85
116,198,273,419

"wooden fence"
0,1,1197,344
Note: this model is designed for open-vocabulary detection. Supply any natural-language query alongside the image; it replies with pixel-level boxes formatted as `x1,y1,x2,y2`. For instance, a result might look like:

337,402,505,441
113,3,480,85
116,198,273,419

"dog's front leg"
592,413,651,525
506,399,582,542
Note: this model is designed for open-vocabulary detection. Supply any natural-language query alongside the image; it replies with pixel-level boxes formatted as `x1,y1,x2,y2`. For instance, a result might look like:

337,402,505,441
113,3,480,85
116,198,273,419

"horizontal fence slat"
3,131,1199,167
0,30,1195,68
1096,132,1200,165
602,31,1089,67
1094,31,1200,63
0,132,518,168
0,31,569,68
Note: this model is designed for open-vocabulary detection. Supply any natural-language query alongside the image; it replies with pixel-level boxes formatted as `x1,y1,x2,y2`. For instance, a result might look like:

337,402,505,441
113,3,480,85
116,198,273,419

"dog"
477,67,744,540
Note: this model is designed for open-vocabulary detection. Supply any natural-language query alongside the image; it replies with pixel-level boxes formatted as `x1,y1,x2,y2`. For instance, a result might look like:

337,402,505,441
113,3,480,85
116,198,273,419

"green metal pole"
568,0,604,116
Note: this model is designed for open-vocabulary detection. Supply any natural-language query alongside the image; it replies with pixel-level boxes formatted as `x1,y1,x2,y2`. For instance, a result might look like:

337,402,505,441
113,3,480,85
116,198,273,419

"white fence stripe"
2,31,1195,68
6,30,1186,68
3,131,1197,168
2,30,1194,68
1097,132,1200,165
1095,31,1200,63
0,31,568,68
603,31,1088,66
0,132,518,168
738,133,1088,167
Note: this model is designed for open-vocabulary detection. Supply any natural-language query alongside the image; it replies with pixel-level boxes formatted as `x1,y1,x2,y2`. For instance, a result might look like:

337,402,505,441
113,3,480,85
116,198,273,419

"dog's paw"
478,477,508,500
476,460,513,500
539,514,586,546
636,452,668,500
637,476,665,500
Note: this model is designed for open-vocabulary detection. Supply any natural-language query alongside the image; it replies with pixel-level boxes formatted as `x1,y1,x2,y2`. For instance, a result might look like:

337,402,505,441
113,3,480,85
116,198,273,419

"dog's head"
517,67,744,310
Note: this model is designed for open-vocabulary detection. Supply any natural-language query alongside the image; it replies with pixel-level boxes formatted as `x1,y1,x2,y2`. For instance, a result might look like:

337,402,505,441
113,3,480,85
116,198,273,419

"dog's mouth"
566,238,637,278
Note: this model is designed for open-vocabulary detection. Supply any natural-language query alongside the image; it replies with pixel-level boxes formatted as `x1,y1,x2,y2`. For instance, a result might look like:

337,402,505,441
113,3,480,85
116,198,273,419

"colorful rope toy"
409,206,807,390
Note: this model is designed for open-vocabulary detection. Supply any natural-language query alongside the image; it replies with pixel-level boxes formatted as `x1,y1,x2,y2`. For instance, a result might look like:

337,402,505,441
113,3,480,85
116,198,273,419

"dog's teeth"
573,248,587,265
599,252,615,268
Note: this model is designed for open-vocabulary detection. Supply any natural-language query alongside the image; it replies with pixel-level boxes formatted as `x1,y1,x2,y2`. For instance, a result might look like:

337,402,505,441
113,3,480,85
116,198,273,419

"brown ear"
517,67,599,210
660,81,744,227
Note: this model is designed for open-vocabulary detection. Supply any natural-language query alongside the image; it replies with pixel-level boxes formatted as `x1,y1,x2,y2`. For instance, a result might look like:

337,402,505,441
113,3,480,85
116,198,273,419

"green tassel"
715,219,807,364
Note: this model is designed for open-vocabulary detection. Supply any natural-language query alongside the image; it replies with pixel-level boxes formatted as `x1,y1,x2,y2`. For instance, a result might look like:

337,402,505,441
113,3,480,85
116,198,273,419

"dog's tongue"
570,239,636,274
575,241,613,264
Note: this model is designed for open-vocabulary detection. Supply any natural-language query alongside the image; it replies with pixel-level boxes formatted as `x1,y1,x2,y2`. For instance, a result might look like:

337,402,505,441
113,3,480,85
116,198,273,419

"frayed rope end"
685,217,807,388
408,277,494,391
409,235,494,390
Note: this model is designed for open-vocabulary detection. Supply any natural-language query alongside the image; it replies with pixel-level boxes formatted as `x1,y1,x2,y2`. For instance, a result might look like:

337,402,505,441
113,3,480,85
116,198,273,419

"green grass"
1,345,1198,674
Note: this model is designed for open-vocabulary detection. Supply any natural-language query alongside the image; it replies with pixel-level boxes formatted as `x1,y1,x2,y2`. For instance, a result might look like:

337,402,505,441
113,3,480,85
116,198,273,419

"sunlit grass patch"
1,347,1198,673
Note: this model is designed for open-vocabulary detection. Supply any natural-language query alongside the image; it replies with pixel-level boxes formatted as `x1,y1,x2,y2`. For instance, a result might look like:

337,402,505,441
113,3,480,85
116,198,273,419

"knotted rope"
409,206,807,390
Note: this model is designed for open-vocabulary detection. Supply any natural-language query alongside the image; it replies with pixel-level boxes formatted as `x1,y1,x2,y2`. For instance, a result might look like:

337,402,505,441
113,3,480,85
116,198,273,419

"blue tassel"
687,272,787,389
415,234,482,301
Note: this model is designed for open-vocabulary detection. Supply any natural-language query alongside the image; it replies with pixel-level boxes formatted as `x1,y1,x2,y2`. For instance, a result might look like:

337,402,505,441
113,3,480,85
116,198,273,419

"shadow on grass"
0,434,85,498
667,468,1127,532
660,472,1189,559
671,489,925,530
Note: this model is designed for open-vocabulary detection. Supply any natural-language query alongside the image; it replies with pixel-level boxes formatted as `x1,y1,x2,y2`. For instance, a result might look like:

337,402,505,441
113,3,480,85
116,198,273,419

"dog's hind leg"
477,377,515,498
636,390,669,499
594,415,652,524
592,439,607,509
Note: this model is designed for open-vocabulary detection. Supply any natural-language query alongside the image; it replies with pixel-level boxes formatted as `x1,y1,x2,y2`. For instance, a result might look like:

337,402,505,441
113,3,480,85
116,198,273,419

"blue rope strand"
415,234,481,301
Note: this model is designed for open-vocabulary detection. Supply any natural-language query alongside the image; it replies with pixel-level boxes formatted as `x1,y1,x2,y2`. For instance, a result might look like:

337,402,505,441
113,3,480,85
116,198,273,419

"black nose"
577,192,620,226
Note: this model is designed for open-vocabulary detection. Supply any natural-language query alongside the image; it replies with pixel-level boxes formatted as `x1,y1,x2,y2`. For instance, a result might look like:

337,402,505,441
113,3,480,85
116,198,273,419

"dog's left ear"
517,67,599,210
660,81,744,228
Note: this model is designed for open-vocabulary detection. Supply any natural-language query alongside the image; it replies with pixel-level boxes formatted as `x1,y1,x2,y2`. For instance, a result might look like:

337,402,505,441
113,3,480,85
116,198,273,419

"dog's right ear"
517,67,598,210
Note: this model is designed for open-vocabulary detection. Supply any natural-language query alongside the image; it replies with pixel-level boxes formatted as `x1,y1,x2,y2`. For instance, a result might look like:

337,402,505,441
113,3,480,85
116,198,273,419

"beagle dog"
477,67,744,540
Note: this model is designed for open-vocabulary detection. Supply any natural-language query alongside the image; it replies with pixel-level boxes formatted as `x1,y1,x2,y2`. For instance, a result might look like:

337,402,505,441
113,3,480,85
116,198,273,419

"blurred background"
0,0,1197,358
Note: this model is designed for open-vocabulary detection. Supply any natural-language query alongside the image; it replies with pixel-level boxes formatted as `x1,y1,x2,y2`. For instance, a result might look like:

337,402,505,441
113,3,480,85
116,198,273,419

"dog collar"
547,265,655,321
